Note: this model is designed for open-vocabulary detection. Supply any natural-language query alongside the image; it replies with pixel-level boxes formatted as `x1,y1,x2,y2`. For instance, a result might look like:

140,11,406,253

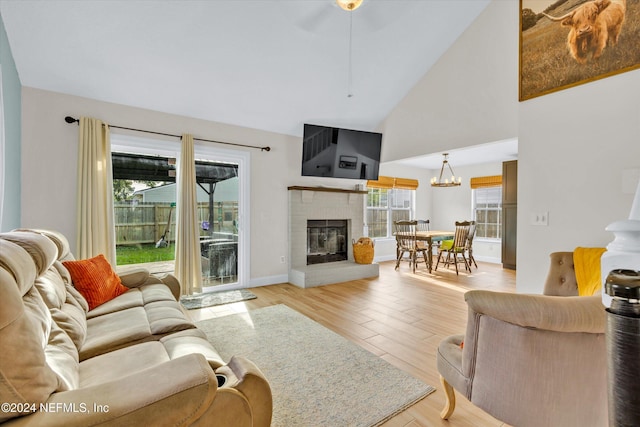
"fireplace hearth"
307,219,348,265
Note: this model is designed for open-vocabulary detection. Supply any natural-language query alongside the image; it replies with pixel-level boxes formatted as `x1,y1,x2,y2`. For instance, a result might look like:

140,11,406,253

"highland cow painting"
520,0,640,101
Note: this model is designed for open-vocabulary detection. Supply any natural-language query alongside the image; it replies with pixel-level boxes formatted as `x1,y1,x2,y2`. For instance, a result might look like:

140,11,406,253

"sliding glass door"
195,158,239,288
111,134,250,292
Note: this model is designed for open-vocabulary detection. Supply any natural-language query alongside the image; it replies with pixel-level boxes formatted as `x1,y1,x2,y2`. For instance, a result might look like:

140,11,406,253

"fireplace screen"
307,219,348,265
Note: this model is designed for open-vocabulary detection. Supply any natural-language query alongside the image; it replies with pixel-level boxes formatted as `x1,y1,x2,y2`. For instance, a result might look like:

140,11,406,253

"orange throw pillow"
63,254,129,310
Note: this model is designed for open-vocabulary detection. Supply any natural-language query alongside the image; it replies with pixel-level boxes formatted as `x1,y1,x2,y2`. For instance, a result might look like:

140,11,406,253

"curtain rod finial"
262,146,271,152
65,116,79,124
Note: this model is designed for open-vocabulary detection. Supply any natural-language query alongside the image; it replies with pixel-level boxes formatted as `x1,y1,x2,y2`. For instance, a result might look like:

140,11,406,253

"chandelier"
431,153,462,187
336,0,364,11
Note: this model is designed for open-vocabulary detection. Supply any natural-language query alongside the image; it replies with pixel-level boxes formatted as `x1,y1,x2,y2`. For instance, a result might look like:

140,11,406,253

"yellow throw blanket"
573,247,607,296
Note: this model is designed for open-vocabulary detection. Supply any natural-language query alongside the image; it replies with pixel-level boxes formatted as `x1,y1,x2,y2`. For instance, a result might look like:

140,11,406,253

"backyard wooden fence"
114,202,238,245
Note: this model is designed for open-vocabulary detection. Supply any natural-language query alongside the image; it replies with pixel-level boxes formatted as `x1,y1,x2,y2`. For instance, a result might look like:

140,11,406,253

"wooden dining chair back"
435,221,471,275
416,219,430,232
394,220,428,273
416,219,431,250
466,220,478,269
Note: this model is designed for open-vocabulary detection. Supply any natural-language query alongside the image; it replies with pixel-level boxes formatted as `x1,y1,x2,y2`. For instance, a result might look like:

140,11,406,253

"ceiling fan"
295,0,380,98
291,0,392,34
286,1,416,97
335,1,364,12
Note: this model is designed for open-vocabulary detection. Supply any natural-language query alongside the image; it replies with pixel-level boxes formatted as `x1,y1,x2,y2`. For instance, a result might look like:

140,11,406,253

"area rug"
195,304,435,427
180,289,256,309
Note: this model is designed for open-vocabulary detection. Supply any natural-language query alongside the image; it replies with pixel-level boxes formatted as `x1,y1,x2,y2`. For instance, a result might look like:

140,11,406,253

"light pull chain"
347,11,354,98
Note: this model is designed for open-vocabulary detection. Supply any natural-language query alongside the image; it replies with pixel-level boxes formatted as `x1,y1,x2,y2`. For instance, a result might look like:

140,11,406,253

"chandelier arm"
438,162,447,183
447,162,456,178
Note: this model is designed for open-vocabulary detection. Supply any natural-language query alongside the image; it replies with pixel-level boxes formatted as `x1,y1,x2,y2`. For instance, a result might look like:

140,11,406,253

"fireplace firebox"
307,219,348,265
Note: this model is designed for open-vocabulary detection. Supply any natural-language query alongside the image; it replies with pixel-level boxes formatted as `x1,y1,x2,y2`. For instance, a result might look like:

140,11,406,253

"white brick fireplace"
288,186,379,288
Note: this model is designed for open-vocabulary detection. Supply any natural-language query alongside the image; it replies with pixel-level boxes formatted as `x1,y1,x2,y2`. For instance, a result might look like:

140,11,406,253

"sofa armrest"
117,268,154,288
215,356,273,427
4,354,217,427
158,273,181,300
464,290,605,333
117,269,180,301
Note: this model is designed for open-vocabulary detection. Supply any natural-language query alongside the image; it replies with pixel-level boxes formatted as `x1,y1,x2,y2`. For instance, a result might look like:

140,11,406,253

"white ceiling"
1,0,515,168
391,138,519,171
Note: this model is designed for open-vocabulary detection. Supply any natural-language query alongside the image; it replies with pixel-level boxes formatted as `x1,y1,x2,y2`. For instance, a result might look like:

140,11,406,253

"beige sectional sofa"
0,229,272,426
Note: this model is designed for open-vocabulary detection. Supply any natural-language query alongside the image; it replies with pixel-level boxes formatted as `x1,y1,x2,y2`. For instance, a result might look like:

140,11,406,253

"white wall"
0,14,21,232
517,74,640,292
379,1,519,163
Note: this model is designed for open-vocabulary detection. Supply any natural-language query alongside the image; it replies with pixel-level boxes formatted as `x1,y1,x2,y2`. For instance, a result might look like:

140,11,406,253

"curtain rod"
64,116,271,152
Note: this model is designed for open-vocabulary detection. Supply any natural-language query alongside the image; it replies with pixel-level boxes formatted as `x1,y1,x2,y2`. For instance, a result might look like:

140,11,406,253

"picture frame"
519,0,640,101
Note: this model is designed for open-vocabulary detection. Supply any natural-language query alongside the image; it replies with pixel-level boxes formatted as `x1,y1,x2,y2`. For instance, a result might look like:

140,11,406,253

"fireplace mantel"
287,186,367,194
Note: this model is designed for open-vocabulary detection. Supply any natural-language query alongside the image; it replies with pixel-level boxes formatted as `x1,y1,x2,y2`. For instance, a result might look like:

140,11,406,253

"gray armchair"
436,252,607,427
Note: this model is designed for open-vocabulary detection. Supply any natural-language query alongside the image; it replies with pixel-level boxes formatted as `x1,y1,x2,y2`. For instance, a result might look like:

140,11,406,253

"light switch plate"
530,212,549,226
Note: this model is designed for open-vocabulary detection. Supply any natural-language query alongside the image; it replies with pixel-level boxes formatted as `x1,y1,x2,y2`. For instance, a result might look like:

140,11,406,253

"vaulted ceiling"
1,0,490,138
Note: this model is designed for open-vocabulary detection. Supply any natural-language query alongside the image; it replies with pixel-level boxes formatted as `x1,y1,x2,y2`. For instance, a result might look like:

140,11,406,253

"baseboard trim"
247,274,288,288
474,256,501,264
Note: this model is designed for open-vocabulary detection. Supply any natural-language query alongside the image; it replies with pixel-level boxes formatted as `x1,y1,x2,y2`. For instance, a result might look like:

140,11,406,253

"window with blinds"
366,176,417,238
473,185,502,240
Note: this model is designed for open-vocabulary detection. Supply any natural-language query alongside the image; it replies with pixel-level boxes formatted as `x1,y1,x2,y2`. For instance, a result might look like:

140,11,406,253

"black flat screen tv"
301,124,382,180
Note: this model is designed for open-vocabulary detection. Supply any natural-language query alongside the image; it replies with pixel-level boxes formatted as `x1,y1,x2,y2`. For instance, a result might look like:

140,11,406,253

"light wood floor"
187,260,516,427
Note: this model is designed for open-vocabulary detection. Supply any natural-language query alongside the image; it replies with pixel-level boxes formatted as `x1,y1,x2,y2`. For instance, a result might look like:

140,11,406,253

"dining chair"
466,220,478,269
435,221,471,275
415,219,431,251
394,220,429,273
416,219,430,232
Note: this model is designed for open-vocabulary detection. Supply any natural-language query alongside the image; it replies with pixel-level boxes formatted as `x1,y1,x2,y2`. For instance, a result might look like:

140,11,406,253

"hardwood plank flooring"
187,260,516,427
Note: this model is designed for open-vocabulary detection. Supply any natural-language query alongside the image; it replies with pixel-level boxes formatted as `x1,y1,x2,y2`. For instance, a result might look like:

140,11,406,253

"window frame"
366,187,415,239
471,186,502,241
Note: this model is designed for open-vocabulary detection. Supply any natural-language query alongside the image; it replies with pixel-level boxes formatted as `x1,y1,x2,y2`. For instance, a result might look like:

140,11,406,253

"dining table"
415,230,454,273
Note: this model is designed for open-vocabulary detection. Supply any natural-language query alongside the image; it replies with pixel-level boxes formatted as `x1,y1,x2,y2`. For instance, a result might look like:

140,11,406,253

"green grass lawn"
116,243,175,265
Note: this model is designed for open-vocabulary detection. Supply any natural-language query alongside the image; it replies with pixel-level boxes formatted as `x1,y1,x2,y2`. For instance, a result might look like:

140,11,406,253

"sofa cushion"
29,229,75,261
0,241,66,422
53,260,90,312
33,262,88,352
1,231,89,351
81,307,153,360
160,329,225,368
80,335,224,388
80,298,197,360
0,231,58,278
12,230,88,311
85,287,146,319
45,320,80,391
63,254,129,310
79,341,171,388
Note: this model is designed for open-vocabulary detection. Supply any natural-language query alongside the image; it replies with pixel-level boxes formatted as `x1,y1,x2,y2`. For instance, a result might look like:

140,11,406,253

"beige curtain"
76,117,116,265
175,134,203,296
